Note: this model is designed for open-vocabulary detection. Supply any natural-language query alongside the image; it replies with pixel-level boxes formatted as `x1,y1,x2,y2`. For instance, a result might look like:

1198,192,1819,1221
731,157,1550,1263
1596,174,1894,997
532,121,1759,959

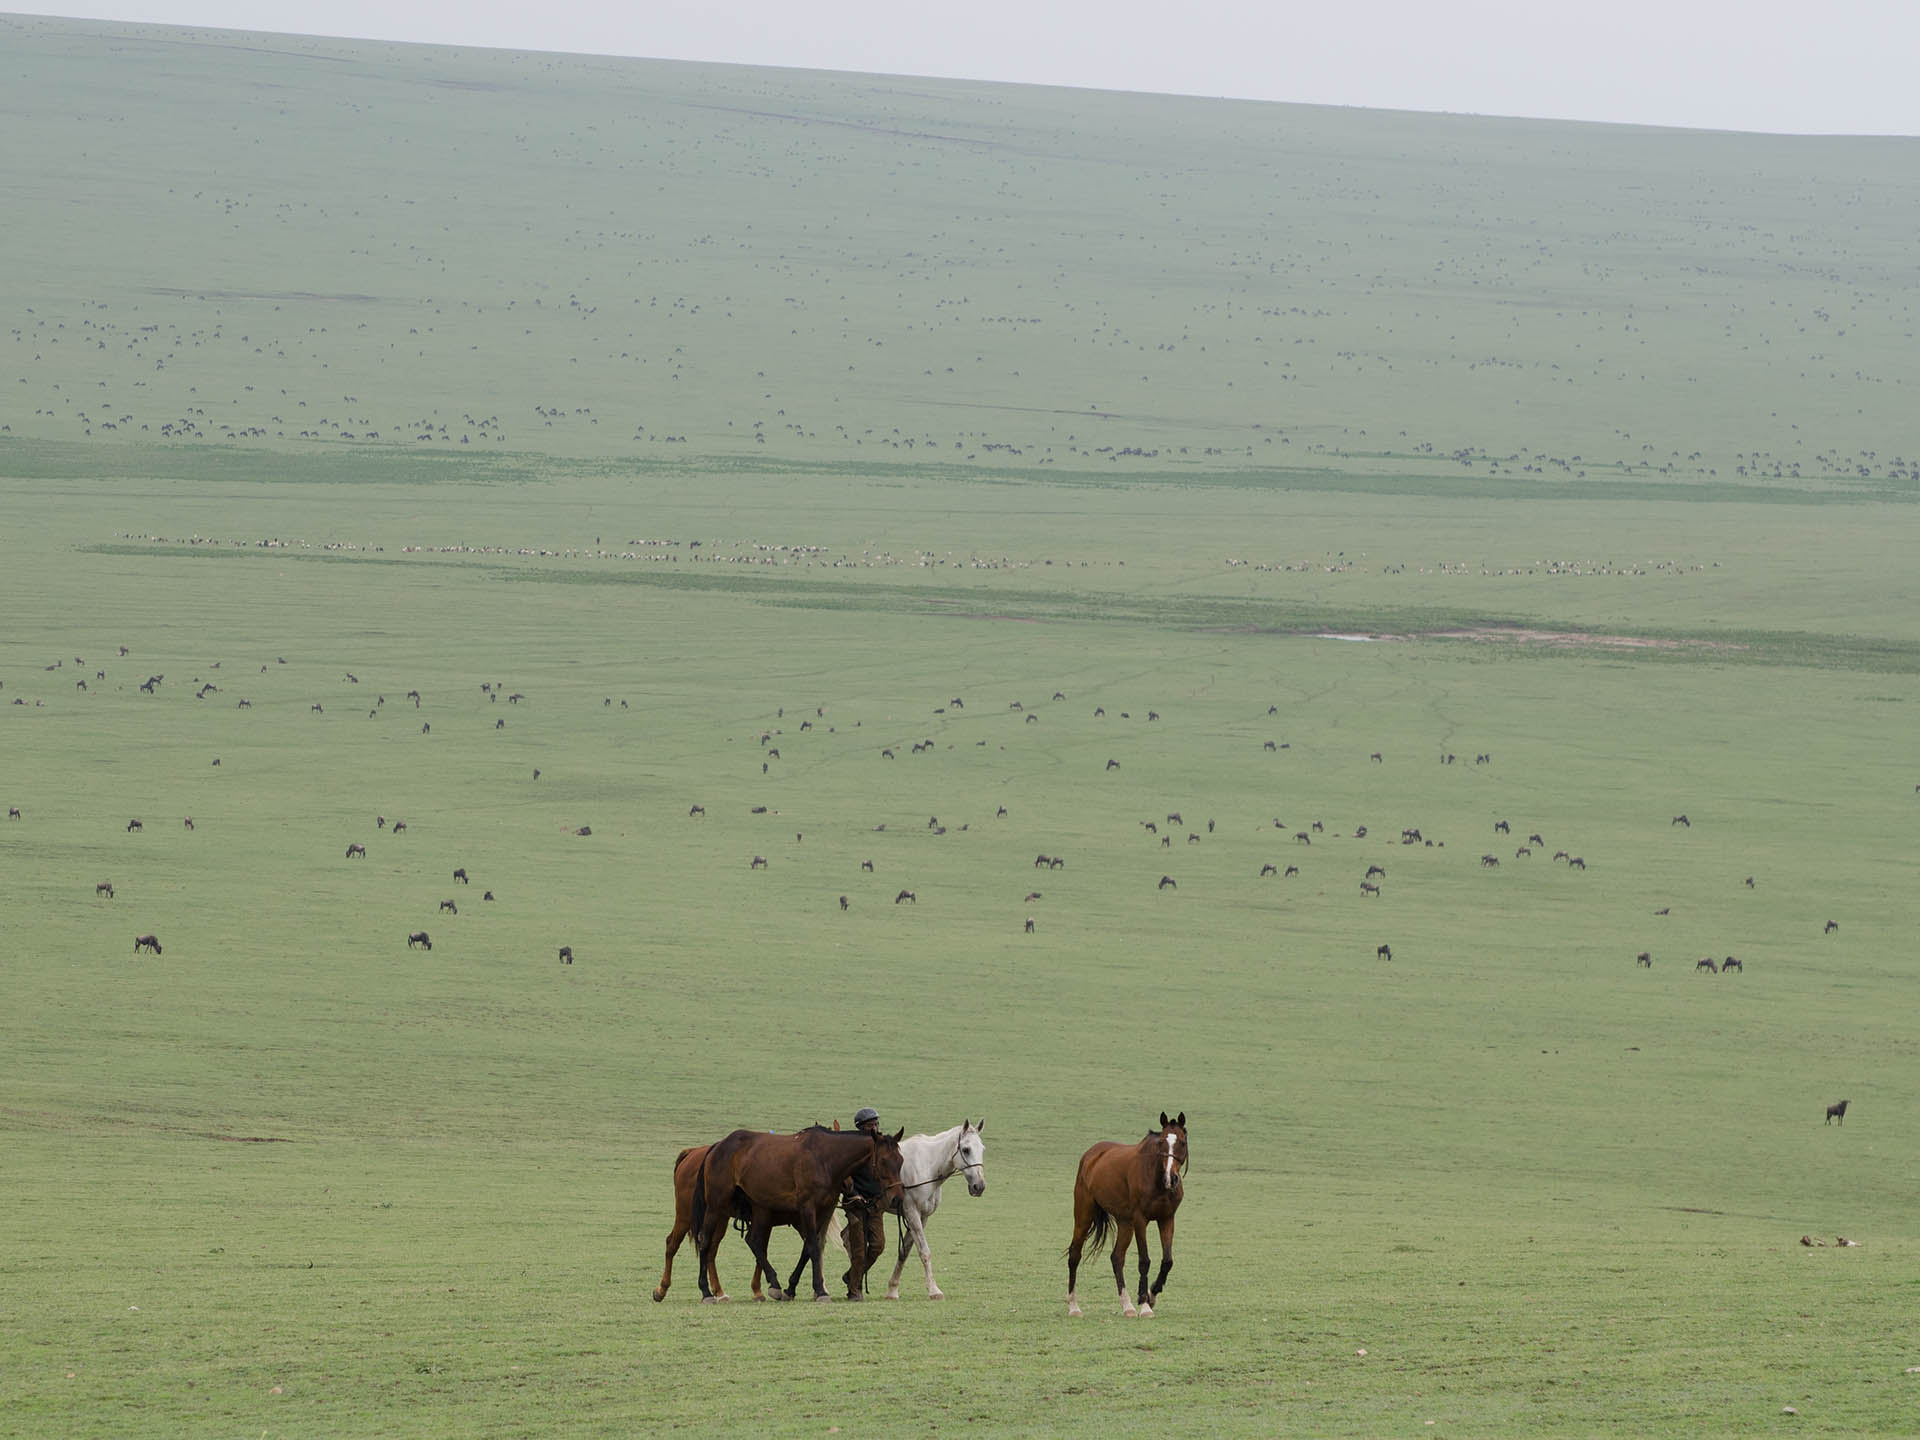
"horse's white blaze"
1164,1131,1178,1187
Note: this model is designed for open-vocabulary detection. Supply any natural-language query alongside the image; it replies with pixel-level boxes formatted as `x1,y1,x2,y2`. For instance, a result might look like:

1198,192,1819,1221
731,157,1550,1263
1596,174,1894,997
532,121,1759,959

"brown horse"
1067,1112,1187,1318
691,1126,904,1302
655,1143,773,1303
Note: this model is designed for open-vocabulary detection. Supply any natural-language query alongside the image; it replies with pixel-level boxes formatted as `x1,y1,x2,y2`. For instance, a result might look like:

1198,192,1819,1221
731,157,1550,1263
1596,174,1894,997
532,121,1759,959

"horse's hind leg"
654,1218,686,1302
912,1214,944,1299
1066,1189,1095,1317
1111,1222,1137,1317
745,1217,788,1301
886,1213,914,1300
1134,1218,1156,1317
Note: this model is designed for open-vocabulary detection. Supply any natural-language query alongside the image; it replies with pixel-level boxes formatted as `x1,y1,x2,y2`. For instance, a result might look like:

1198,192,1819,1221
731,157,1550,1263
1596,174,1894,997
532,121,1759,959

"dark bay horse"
692,1125,903,1302
1066,1112,1187,1318
654,1142,770,1303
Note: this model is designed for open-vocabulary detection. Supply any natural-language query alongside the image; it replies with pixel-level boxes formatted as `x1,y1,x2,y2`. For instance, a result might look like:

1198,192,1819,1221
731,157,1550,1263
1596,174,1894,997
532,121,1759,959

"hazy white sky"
13,0,1920,136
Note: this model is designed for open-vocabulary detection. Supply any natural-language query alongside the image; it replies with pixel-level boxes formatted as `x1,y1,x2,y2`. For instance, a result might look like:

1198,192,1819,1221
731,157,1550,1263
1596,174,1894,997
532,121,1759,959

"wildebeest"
1721,955,1743,972
1377,944,1392,961
408,931,432,950
133,934,162,955
96,881,113,898
453,868,469,884
482,891,494,902
392,820,407,834
575,826,591,836
895,890,916,904
1360,881,1380,897
6,807,18,820
1157,875,1176,890
1495,820,1510,835
1065,1113,1186,1319
1024,917,1035,933
1569,857,1586,870
839,895,849,911
1285,865,1299,877
1371,752,1382,762
1825,1099,1849,1125
1515,847,1531,858
860,859,874,872
749,856,768,870
439,899,458,914
1366,865,1386,879
126,819,142,832
1295,832,1311,845
1260,864,1278,877
1672,814,1690,827
1636,951,1652,967
1824,920,1839,934
1481,854,1499,868
1696,957,1718,973
1105,759,1119,770
559,946,573,964
1745,876,1756,888
689,804,705,817
345,843,366,859
1528,833,1544,847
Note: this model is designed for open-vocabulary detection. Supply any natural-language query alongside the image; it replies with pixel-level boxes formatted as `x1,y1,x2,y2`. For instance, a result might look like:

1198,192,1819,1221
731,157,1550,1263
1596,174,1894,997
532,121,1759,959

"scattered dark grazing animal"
7,807,18,820
439,900,458,914
1824,920,1839,934
1721,955,1743,972
133,934,162,955
1825,1099,1849,1125
895,890,916,904
750,856,768,870
1024,918,1035,933
1636,952,1652,967
346,843,366,859
126,819,142,832
1672,814,1690,827
861,859,874,872
408,931,432,950
1158,875,1176,890
839,896,849,911
96,881,114,898
483,891,495,902
689,805,705,817
575,826,592,837
1360,881,1380,897
559,946,573,964
453,868,469,884
1260,864,1278,877
1696,957,1718,973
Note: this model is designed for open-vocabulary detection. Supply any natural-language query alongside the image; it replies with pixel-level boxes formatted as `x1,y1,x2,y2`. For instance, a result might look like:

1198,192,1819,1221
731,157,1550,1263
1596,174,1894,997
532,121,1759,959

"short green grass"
6,15,1920,1438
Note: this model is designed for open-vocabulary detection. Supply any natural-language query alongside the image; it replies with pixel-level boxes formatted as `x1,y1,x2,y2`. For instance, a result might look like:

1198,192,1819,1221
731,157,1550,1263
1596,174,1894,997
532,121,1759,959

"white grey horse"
829,1120,987,1298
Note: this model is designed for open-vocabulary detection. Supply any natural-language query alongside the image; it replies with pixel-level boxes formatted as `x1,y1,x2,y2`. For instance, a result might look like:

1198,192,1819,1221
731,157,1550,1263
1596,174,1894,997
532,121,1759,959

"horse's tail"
824,1207,848,1255
689,1158,709,1249
1084,1202,1114,1255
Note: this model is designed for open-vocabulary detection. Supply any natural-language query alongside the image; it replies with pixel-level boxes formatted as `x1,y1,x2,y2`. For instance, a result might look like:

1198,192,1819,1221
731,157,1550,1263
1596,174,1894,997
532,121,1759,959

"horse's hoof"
818,1293,838,1303
1138,1303,1155,1319
700,1295,721,1305
843,1291,863,1302
1122,1304,1138,1318
927,1290,945,1300
1067,1302,1083,1318
651,1288,667,1303
768,1288,789,1302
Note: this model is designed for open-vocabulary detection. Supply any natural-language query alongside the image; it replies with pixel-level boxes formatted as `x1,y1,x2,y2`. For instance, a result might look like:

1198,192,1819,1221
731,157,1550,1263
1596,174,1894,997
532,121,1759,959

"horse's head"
1157,1111,1189,1193
956,1119,988,1197
870,1126,907,1208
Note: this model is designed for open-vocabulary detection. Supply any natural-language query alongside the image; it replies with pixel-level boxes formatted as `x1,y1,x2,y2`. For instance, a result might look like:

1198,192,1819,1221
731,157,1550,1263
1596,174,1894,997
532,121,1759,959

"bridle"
900,1131,981,1195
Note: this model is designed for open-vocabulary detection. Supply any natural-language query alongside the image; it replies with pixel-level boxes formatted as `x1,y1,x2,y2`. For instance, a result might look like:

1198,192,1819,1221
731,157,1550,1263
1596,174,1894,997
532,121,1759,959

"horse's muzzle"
967,1178,987,1197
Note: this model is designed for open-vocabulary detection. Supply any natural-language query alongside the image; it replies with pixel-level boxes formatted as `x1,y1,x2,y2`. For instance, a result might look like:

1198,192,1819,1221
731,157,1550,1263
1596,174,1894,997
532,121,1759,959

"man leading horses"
842,1105,892,1299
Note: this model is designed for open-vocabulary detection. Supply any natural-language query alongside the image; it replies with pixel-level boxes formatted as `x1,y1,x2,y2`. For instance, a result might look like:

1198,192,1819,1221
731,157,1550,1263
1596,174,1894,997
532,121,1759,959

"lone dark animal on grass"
1065,1112,1187,1318
1106,759,1120,771
126,819,142,832
1825,920,1839,934
559,946,572,964
1721,955,1743,972
1569,857,1586,870
1696,957,1718,973
1672,814,1690,827
1826,1099,1849,1125
861,859,874,872
1745,876,1755,888
750,856,768,870
1366,865,1386,879
1654,907,1670,916
453,868,468,884
1025,917,1035,933
839,895,849,911
1285,865,1298,877
1495,820,1510,835
439,899,457,914
1377,944,1392,961
483,891,494,901
182,816,194,830
1295,832,1311,845
691,1125,904,1302
408,931,431,950
133,934,162,955
1158,875,1176,890
895,890,916,904
7,807,18,820
1025,891,1042,902
1482,854,1500,868
689,805,705,817
1360,881,1380,896
1260,864,1278,877
346,843,366,859
392,821,406,834
575,825,591,836
1636,951,1652,967
96,881,113,898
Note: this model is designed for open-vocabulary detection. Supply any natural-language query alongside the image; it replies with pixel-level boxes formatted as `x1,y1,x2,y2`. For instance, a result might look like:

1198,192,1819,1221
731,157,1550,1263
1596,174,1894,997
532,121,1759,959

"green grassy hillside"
3,15,1920,1438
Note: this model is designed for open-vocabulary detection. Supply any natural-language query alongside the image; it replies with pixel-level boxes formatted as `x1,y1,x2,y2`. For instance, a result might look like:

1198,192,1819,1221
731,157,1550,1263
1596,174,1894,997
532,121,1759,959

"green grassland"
4,14,1920,1439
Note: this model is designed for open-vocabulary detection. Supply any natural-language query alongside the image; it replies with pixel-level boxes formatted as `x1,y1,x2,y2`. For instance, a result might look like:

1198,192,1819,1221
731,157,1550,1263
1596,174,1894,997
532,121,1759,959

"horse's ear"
974,1118,984,1133
1176,1112,1186,1129
832,1118,841,1130
1160,1111,1170,1129
891,1126,905,1143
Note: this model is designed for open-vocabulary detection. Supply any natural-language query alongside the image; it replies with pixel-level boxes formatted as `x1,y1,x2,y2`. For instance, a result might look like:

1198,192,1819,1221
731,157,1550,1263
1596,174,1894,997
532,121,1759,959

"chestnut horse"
1066,1112,1187,1318
691,1125,903,1302
654,1142,771,1303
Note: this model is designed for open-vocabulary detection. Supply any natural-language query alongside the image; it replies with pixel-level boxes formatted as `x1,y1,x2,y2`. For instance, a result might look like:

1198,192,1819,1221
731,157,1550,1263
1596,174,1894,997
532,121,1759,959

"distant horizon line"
7,8,1917,142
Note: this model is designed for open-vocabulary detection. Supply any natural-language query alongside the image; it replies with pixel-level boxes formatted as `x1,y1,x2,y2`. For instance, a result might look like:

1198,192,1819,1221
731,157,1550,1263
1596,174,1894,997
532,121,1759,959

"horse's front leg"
808,1208,834,1300
1147,1215,1176,1310
1133,1218,1155,1317
1110,1222,1137,1317
913,1213,944,1299
784,1230,812,1300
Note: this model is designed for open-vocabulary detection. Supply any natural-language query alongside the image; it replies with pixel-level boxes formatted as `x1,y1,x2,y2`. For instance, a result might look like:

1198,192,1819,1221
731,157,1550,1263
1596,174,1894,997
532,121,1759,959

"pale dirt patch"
1427,626,1746,652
